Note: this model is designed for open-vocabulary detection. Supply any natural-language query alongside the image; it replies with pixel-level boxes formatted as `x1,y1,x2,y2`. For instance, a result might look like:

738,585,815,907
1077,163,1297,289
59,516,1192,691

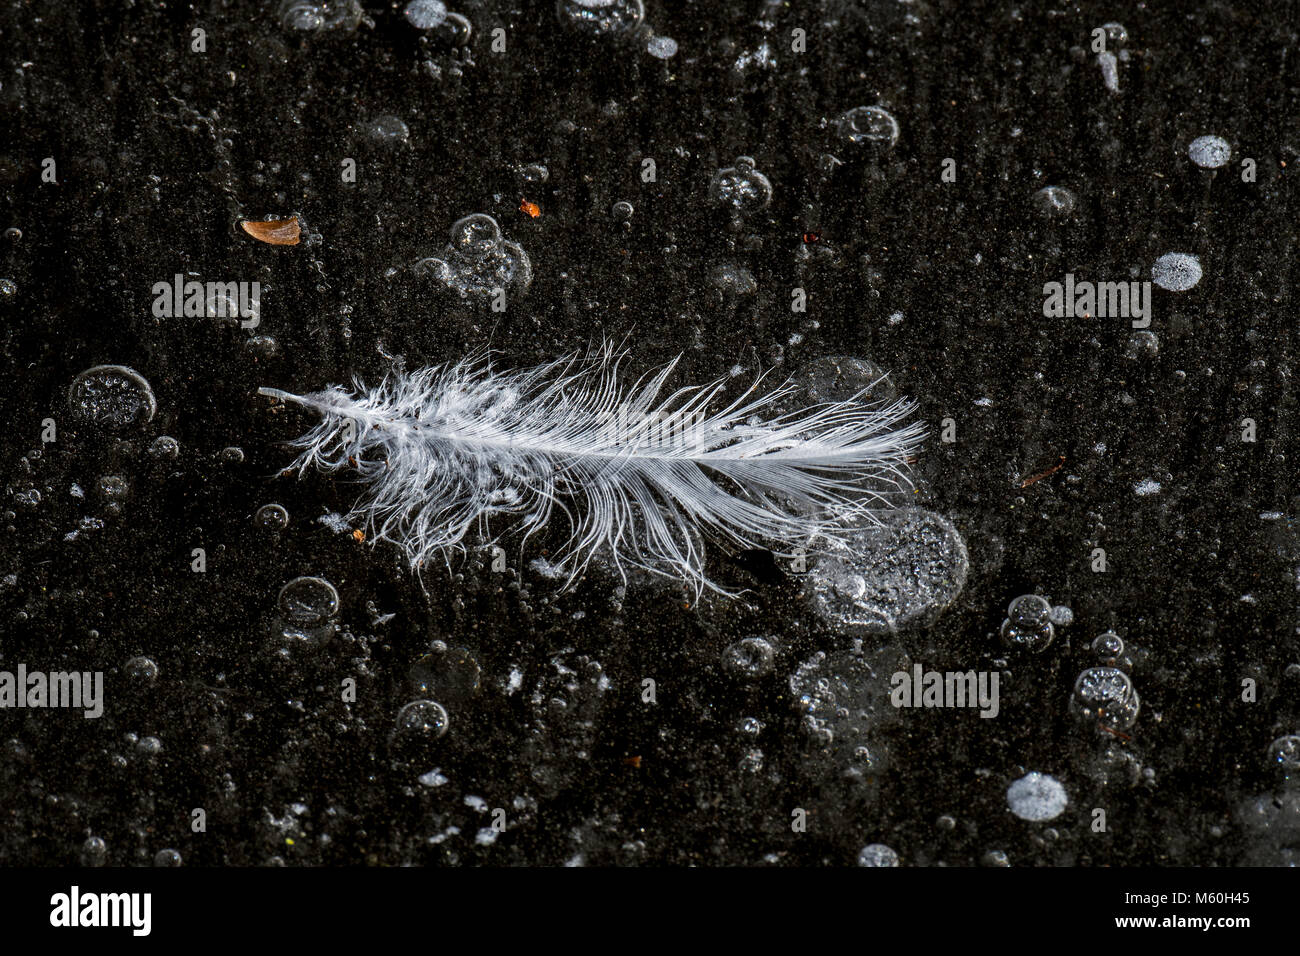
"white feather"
259,346,925,596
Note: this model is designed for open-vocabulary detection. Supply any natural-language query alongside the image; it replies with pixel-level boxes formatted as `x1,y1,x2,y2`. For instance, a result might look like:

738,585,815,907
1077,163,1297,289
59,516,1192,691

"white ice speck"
506,666,523,694
1152,252,1202,292
1007,772,1068,821
1097,51,1119,93
528,557,565,580
735,43,775,71
1188,135,1231,169
404,0,447,29
418,769,448,787
857,843,900,866
318,511,352,534
646,36,678,59
1134,478,1162,496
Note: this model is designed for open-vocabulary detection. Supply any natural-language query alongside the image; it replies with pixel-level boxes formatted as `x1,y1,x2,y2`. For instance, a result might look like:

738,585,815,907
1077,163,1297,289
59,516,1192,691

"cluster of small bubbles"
999,594,1055,652
219,446,245,465
280,0,321,29
1085,741,1146,788
136,735,163,755
0,278,16,296
278,0,363,32
80,836,108,866
275,575,340,646
807,509,968,635
836,106,900,150
1126,329,1159,359
148,435,179,459
1267,735,1300,776
790,646,908,773
96,474,129,506
709,262,758,296
404,0,448,29
1048,604,1074,626
245,334,280,358
408,644,482,703
1188,134,1231,169
1099,21,1128,45
1071,666,1140,730
68,365,157,430
153,848,183,867
611,200,634,221
124,656,159,685
519,163,549,184
555,0,645,36
522,653,611,796
72,516,104,537
857,843,900,866
395,699,450,739
739,749,764,773
1092,630,1124,661
362,115,410,145
254,503,290,530
722,636,776,680
1031,185,1076,218
1152,252,1202,292
645,35,678,59
417,213,532,299
450,213,500,260
708,156,773,213
1006,772,1068,821
784,355,900,411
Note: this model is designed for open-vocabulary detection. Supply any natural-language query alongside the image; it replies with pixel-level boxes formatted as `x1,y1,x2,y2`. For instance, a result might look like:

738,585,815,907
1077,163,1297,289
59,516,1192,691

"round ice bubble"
405,0,448,29
1188,135,1230,169
1007,772,1068,821
1152,252,1202,292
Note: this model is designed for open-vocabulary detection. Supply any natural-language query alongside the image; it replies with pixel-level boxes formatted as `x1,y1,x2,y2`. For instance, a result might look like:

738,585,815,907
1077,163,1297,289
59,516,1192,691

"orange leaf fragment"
519,199,540,218
240,216,301,246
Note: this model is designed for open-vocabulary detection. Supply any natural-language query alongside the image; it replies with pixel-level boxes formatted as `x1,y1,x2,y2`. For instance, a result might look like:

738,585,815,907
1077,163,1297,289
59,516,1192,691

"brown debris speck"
240,216,301,246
